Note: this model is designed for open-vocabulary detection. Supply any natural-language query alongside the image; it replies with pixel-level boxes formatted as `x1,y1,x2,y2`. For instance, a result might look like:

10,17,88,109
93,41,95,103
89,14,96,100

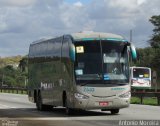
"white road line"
0,117,114,121
0,103,17,109
0,104,10,108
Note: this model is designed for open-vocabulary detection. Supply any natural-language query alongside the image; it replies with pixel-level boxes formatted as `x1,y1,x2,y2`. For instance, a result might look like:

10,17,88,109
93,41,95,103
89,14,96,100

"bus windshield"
133,68,150,78
74,40,129,84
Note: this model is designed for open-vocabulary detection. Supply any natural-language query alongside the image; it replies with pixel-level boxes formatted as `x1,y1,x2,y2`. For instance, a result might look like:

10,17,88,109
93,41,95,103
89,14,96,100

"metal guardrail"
131,89,160,105
0,87,160,105
0,87,27,94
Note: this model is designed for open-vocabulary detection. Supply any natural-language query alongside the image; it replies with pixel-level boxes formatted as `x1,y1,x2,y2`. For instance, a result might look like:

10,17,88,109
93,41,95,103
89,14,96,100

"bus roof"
70,31,127,41
31,31,127,45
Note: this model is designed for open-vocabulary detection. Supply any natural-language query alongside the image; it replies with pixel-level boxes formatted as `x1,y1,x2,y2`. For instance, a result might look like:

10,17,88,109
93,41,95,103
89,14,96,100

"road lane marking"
0,103,17,109
0,116,115,121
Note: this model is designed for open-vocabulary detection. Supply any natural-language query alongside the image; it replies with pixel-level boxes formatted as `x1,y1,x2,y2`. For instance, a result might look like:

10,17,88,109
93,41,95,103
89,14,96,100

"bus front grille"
92,94,116,98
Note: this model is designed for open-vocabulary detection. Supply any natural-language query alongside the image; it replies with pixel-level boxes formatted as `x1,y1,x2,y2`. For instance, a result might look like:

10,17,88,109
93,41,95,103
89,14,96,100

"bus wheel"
64,97,73,115
36,92,45,111
44,105,53,111
110,109,119,114
66,107,74,115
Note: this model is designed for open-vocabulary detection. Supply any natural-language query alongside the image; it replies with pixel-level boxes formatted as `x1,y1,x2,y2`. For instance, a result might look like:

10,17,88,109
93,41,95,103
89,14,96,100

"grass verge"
0,89,27,95
131,97,158,106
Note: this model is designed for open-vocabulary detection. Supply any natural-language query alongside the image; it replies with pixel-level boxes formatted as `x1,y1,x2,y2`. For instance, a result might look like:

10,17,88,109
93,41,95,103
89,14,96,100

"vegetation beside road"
0,56,22,68
131,97,158,106
0,88,27,94
0,56,27,88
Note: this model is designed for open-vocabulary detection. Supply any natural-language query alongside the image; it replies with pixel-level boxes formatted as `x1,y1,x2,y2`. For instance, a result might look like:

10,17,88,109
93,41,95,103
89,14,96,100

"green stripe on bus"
81,38,127,42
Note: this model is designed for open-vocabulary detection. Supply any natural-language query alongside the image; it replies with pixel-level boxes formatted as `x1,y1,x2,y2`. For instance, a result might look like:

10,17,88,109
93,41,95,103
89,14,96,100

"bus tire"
110,109,119,114
66,107,74,115
36,92,45,111
64,96,73,115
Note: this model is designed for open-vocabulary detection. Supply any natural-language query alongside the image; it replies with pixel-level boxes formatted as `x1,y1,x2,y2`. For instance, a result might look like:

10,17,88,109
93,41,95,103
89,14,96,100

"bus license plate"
99,102,108,106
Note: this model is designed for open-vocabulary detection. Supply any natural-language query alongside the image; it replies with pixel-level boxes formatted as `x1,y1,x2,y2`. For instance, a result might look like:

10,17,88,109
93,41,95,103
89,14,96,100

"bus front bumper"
73,96,130,110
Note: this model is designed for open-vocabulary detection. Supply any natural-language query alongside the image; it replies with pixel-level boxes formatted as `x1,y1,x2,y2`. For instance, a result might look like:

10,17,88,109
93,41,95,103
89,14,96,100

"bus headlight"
74,93,89,99
119,91,131,98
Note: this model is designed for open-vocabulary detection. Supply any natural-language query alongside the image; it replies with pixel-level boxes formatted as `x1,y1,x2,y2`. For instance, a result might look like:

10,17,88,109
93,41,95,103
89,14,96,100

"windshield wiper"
79,80,94,86
77,74,102,79
77,74,102,86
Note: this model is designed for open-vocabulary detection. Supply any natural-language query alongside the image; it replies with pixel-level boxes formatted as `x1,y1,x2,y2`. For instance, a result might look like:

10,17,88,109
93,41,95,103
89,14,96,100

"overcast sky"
0,0,160,57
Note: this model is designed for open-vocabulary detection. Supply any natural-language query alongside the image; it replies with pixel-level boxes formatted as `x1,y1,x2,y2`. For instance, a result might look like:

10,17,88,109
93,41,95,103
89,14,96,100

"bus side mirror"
130,43,137,60
69,44,75,61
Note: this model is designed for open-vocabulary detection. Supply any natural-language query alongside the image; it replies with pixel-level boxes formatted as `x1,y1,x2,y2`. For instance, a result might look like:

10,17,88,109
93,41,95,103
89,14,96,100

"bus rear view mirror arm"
126,42,137,60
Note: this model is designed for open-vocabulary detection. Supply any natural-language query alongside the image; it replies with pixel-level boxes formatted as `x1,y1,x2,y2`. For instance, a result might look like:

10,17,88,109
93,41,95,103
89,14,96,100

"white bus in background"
130,67,151,88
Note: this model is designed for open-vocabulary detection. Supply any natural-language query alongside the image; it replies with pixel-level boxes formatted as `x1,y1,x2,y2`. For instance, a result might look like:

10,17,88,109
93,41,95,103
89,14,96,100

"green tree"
135,47,155,67
151,48,160,80
149,15,160,48
3,76,16,87
19,57,28,72
0,56,28,88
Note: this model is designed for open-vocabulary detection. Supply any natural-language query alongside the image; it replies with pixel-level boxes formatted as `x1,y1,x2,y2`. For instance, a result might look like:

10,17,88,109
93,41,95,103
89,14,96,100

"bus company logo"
84,87,95,92
41,82,54,89
2,120,18,126
111,88,125,91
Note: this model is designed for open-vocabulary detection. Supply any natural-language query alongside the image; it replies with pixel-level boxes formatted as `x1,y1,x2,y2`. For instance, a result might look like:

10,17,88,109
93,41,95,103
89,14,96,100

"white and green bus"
130,67,151,89
28,31,137,114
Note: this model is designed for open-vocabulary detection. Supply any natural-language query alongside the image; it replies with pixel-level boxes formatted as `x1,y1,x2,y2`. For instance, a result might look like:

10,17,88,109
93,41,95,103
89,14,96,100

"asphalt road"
0,93,160,126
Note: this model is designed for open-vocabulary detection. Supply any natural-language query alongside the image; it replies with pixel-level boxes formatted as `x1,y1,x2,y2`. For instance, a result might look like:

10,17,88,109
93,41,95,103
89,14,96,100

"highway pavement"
0,93,160,126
